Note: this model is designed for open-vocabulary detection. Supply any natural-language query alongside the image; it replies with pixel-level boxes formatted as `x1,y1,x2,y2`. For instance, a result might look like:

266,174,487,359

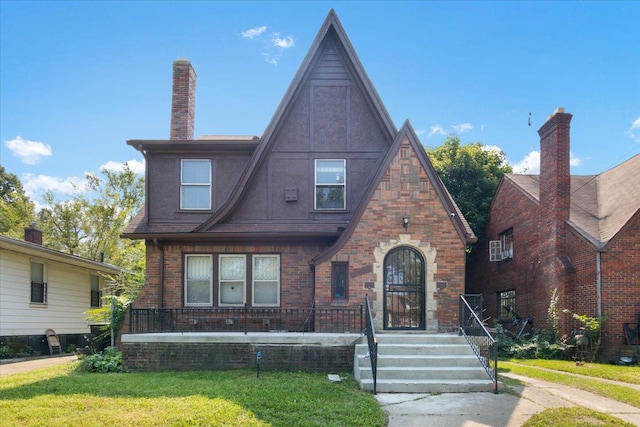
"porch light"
402,214,409,228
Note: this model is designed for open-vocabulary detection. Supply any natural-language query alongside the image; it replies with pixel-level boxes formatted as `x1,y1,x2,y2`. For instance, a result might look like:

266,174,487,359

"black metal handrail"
364,294,378,395
459,294,498,393
129,305,363,334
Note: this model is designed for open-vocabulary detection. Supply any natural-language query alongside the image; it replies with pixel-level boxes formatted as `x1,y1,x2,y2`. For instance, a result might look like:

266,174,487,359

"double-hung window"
185,255,212,306
315,159,346,210
90,274,101,307
181,159,211,210
252,255,280,306
30,261,46,304
219,255,246,306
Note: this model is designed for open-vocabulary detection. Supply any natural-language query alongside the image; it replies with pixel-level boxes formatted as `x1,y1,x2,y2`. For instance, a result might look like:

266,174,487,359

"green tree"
427,135,512,241
0,165,36,238
37,164,145,292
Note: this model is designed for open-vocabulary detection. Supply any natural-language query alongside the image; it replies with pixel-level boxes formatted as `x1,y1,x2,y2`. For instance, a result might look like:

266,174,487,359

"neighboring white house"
0,227,121,356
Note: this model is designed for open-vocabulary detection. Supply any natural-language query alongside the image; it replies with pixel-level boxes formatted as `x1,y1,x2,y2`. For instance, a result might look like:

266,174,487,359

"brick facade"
467,109,640,361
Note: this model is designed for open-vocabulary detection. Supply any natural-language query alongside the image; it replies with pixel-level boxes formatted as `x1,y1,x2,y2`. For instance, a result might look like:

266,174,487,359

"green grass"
500,360,640,408
0,362,386,426
521,407,636,427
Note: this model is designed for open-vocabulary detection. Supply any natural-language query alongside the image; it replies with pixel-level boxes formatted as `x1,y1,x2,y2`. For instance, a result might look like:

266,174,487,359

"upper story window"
315,159,346,210
181,159,211,210
90,274,101,307
30,261,47,304
489,228,514,262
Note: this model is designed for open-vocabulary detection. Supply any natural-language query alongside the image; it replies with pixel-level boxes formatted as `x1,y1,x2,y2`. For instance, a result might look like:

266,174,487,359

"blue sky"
1,1,639,209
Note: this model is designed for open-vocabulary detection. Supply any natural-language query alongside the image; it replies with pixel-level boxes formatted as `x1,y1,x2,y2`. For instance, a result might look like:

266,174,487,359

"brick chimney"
170,59,197,140
538,107,572,259
24,222,43,245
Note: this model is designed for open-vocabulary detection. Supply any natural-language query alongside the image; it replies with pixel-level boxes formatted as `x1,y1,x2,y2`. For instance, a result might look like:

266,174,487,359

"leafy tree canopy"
0,165,36,238
427,134,512,241
37,164,145,295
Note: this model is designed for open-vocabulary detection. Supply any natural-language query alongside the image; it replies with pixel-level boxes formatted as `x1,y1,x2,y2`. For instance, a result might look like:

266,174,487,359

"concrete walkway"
2,356,639,426
377,372,640,427
0,354,78,376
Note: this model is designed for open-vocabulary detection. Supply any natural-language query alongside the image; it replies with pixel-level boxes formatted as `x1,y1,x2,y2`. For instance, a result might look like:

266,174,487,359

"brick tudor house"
119,11,477,373
467,108,640,362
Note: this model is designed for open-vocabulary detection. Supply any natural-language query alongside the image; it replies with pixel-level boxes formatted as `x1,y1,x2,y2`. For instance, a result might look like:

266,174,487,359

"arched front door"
383,246,425,330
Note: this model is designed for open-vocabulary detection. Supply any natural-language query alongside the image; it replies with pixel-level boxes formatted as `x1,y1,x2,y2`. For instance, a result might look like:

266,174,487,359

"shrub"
494,322,566,360
0,345,10,359
82,346,123,373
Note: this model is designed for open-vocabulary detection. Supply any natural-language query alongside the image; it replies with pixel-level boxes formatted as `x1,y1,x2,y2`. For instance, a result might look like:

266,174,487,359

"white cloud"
242,25,295,65
241,26,267,39
100,159,145,174
513,150,582,174
5,136,52,165
428,125,447,137
626,116,640,142
21,173,89,208
414,129,426,136
452,123,473,133
272,33,294,49
513,151,540,174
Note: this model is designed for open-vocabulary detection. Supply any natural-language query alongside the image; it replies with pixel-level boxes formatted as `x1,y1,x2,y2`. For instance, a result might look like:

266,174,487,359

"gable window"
489,228,514,262
30,261,47,304
331,262,348,300
185,255,212,306
219,255,246,306
498,290,516,321
315,159,346,210
90,274,101,308
252,255,280,306
181,159,211,210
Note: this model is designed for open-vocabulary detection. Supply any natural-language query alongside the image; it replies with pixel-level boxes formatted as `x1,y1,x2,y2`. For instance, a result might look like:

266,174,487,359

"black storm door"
383,246,425,330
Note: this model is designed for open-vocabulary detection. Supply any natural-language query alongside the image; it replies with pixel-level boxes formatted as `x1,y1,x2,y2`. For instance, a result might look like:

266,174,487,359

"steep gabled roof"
503,153,640,249
311,120,476,265
195,9,397,232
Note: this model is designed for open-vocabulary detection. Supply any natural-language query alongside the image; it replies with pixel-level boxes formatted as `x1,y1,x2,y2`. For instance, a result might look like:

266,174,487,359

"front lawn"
0,362,386,426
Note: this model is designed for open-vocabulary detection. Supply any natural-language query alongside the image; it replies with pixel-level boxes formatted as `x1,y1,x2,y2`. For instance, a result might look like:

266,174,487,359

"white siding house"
1,233,121,355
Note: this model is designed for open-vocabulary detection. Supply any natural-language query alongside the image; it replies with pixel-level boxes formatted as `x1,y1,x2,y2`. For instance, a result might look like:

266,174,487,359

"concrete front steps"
354,333,496,393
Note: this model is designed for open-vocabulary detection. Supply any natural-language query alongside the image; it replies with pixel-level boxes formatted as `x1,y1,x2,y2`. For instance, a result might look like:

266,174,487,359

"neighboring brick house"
121,9,475,343
467,108,640,362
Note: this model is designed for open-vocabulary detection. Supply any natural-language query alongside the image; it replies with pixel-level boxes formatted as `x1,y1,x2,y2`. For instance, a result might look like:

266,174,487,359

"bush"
81,346,123,373
494,322,566,359
0,345,10,359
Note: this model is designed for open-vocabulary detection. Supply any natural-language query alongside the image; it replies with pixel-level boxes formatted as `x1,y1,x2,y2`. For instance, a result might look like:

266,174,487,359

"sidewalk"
0,355,78,376
377,372,640,427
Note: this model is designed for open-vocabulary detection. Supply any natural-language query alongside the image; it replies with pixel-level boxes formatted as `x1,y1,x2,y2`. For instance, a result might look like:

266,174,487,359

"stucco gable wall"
314,136,465,332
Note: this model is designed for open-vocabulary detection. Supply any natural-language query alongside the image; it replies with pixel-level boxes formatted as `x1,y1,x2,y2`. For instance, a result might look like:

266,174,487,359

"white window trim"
180,159,212,210
314,159,346,210
218,254,246,307
30,260,47,305
184,254,213,307
252,254,280,307
489,230,514,262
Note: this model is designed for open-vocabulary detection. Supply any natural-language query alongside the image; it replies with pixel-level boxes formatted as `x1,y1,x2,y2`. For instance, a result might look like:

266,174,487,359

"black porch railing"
364,294,378,395
459,294,498,393
129,305,363,334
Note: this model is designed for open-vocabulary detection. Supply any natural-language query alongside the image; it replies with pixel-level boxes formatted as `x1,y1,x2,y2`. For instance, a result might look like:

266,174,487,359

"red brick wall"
600,215,640,361
134,242,326,309
314,136,467,332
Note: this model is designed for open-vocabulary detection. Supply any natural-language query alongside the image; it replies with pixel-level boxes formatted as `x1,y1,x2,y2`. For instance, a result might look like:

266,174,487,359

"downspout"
153,238,165,307
596,250,602,319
